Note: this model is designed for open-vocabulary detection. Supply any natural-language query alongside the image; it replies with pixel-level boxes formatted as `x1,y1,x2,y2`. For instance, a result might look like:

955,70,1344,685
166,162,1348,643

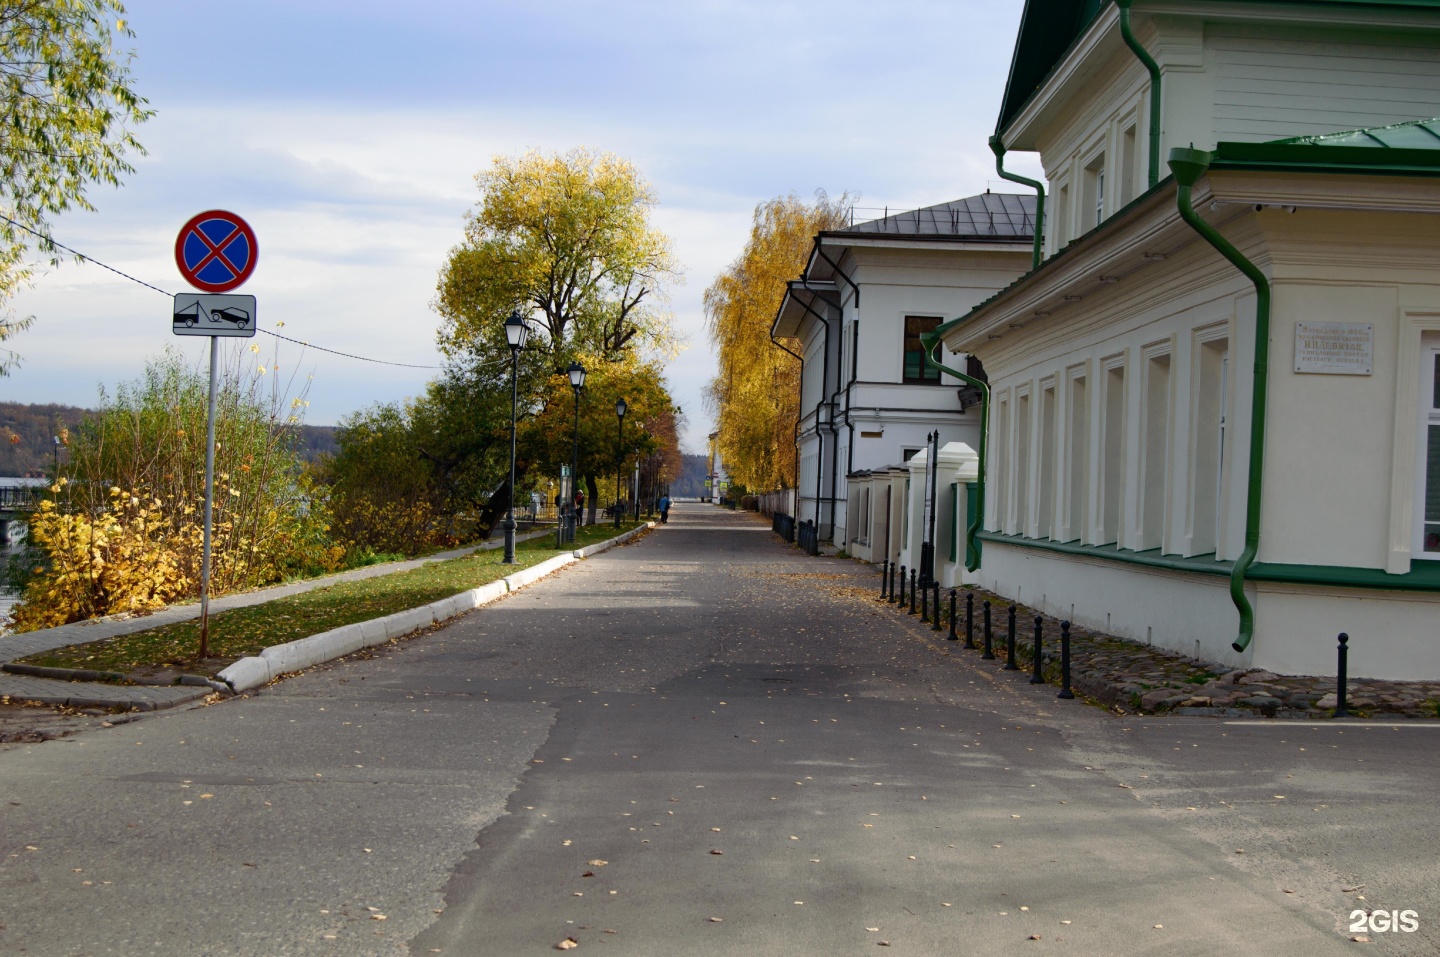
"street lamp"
615,396,627,528
568,361,586,541
502,311,530,564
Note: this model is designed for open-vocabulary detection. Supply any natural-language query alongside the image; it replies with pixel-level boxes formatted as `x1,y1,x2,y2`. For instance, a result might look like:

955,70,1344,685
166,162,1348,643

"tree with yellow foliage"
435,147,680,364
704,191,850,491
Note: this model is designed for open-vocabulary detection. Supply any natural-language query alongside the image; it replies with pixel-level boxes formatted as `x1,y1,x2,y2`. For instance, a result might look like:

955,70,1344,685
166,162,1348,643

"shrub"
10,346,338,631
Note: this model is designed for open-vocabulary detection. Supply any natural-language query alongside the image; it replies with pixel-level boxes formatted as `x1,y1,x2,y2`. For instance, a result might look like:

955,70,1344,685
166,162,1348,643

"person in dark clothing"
657,494,671,524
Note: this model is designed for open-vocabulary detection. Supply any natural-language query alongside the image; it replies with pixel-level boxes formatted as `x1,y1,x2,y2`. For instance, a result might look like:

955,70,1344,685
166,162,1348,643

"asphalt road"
1,502,1436,956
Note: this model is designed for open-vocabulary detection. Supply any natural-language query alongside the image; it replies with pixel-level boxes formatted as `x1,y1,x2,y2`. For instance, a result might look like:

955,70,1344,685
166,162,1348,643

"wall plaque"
1294,321,1372,375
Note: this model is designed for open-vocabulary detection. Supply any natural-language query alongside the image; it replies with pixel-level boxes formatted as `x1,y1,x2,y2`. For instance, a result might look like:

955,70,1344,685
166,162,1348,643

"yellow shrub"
10,488,191,631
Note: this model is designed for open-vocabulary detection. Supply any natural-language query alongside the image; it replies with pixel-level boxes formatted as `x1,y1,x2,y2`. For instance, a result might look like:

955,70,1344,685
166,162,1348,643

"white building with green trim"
770,196,1035,558
929,0,1440,679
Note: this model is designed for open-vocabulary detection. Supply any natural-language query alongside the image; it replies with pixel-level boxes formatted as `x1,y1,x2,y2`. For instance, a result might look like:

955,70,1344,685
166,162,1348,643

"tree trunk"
586,475,599,526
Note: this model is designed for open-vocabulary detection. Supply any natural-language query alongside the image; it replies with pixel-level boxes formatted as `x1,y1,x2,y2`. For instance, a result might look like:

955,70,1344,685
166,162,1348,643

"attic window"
903,316,942,384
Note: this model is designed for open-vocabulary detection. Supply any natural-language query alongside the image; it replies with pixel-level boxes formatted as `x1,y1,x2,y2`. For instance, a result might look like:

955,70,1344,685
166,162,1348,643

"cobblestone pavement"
863,573,1440,721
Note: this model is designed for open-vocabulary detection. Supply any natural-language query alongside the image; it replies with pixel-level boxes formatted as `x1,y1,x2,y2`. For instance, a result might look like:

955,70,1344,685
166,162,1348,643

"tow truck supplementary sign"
175,210,258,292
173,294,257,338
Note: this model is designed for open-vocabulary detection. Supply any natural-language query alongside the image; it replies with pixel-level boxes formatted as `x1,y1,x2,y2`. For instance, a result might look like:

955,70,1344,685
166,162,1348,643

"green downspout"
1116,0,1162,188
989,136,1045,270
920,331,986,571
1169,147,1269,653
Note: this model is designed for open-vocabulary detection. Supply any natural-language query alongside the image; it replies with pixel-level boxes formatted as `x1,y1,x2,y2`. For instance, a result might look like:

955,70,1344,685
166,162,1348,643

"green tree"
522,351,679,522
434,147,681,365
704,191,850,490
0,0,151,373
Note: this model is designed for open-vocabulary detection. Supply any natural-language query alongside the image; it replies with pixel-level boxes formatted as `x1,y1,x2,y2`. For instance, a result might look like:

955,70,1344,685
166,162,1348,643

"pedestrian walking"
574,489,585,525
658,493,671,524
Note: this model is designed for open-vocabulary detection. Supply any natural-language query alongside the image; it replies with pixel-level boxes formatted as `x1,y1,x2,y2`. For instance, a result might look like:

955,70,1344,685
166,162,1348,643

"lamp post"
502,311,530,563
633,455,641,522
568,361,586,541
615,397,627,528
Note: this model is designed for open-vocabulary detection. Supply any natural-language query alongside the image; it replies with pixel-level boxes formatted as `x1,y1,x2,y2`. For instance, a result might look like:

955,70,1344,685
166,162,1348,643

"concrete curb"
217,524,653,693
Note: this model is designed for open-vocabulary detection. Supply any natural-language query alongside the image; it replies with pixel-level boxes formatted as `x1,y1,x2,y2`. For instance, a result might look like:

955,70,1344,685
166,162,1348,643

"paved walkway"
0,527,554,709
5,502,1432,955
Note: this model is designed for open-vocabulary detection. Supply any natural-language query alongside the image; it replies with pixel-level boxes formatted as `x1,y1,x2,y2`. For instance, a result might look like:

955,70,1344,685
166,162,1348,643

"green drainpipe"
989,136,1045,270
1169,146,1270,653
1116,0,1162,188
921,331,986,571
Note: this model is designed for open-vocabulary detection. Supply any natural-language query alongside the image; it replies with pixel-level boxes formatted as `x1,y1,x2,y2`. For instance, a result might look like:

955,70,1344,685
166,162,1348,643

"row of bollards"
880,568,1351,716
880,565,1077,701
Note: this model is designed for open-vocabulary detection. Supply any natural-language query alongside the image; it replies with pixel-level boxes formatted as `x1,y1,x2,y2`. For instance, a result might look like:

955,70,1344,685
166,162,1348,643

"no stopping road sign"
175,210,258,292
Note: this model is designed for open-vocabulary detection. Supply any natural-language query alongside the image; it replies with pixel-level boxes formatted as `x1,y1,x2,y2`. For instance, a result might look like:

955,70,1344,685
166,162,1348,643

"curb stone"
218,524,654,693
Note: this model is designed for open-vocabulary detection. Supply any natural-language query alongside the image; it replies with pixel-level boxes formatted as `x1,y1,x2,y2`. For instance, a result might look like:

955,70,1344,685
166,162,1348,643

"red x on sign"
175,210,258,293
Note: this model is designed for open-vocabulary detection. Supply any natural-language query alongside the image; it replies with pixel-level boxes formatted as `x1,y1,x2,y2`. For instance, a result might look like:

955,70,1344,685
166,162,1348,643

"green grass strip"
19,522,645,675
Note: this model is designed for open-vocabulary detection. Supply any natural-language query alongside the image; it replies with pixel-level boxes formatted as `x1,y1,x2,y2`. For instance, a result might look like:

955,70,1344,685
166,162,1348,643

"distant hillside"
0,401,338,476
671,453,709,498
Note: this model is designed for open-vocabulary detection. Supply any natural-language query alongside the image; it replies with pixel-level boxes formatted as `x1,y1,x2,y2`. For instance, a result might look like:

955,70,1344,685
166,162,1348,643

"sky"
2,0,1043,453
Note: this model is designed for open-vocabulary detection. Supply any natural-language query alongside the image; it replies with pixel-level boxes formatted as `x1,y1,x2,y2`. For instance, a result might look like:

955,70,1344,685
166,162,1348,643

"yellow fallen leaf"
587,859,608,866
556,939,578,950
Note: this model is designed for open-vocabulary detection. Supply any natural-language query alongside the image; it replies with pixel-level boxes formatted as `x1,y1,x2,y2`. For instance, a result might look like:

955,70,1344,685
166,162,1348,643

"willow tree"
704,191,849,491
0,0,151,374
434,147,680,365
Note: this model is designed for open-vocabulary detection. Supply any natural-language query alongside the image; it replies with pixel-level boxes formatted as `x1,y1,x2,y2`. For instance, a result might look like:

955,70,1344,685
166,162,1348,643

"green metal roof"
1213,117,1440,172
996,1,1440,138
1270,116,1440,148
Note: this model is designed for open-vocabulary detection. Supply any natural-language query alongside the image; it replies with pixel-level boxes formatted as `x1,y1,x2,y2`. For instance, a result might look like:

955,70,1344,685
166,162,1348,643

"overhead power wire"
0,214,450,370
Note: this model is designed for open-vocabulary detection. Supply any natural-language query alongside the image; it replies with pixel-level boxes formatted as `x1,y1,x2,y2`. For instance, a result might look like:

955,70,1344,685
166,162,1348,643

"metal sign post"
173,211,258,659
921,430,939,585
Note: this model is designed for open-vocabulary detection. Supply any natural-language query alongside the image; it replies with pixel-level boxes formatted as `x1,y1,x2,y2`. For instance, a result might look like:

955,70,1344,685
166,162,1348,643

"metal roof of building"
1271,117,1440,149
834,192,1037,240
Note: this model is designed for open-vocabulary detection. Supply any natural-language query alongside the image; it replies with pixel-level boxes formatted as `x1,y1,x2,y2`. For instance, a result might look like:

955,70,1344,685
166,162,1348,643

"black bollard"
920,575,929,622
1334,633,1351,718
932,583,942,631
898,566,906,608
1057,620,1075,699
880,561,889,600
982,600,995,659
948,589,958,641
965,591,976,649
889,561,898,603
1030,615,1045,684
1003,604,1019,670
909,569,918,615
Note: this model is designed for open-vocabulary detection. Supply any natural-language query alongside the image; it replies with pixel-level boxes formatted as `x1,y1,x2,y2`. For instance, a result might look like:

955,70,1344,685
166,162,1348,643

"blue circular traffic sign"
174,210,258,292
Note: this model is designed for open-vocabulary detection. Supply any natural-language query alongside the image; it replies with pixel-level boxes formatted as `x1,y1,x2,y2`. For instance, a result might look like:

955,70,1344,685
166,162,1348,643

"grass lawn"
18,522,645,677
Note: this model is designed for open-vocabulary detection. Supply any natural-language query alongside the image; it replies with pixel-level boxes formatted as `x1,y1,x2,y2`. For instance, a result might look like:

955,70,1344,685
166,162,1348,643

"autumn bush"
9,347,341,631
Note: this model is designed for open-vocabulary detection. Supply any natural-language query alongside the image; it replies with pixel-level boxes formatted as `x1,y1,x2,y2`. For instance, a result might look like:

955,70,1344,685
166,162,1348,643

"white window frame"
1416,338,1440,557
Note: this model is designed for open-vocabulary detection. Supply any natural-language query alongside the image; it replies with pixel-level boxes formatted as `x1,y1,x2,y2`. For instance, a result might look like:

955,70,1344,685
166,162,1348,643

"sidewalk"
0,528,556,711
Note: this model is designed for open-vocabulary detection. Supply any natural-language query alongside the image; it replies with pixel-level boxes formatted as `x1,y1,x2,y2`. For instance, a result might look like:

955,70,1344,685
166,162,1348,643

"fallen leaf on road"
199,794,214,799
587,860,607,866
370,914,387,921
866,927,879,932
556,938,578,950
709,850,723,855
1029,935,1042,941
1153,924,1163,929
1350,935,1370,943
709,917,724,923
1117,784,1134,790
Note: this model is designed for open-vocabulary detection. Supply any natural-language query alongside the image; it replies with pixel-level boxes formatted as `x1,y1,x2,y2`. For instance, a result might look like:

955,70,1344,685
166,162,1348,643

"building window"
1038,382,1057,539
902,316,942,383
1065,371,1087,544
1120,124,1137,205
1083,153,1105,230
1190,337,1229,557
1139,351,1171,552
1099,361,1125,546
1420,348,1440,554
